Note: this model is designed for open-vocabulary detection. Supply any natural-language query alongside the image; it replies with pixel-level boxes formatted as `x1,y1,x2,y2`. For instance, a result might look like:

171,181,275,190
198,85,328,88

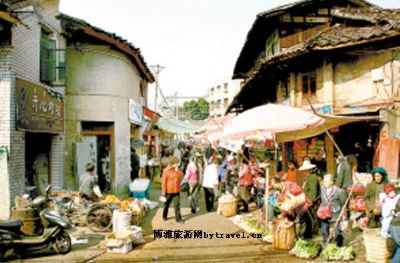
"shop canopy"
221,103,379,143
275,114,379,143
222,104,324,141
156,118,202,134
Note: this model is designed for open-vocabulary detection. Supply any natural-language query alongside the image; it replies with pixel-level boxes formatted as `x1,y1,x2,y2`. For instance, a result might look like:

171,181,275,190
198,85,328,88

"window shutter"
40,35,56,84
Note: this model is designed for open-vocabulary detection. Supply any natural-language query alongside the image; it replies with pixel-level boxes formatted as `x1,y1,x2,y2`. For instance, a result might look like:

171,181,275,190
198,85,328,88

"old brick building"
0,0,66,219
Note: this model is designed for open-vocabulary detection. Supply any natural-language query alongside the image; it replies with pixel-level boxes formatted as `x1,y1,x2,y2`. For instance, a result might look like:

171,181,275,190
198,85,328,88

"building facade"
59,14,154,196
207,79,242,118
227,0,400,178
0,0,66,219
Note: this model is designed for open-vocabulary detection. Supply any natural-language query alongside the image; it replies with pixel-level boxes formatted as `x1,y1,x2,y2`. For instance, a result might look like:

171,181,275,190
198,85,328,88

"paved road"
10,178,369,262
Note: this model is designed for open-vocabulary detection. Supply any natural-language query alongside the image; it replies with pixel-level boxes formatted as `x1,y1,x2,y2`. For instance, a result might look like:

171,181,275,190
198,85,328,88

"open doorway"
25,132,52,195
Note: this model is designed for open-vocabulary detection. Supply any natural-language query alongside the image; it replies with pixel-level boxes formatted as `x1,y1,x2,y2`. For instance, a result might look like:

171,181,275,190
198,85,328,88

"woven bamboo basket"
219,199,237,217
363,229,395,263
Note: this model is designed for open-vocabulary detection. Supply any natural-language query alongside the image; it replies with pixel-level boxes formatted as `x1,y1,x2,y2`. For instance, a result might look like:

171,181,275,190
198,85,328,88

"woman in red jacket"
162,157,184,222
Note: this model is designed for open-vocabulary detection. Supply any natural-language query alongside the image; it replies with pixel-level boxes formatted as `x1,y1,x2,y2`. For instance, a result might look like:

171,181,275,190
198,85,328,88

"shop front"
15,78,64,195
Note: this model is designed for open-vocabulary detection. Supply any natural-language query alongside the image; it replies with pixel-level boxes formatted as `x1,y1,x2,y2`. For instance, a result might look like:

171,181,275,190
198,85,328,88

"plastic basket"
363,229,395,263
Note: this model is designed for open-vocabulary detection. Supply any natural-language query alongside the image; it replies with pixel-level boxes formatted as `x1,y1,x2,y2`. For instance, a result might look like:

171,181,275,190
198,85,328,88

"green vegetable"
321,244,356,261
289,239,321,259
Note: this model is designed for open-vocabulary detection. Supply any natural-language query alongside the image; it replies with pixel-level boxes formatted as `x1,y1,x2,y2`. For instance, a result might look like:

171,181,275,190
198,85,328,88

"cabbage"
321,244,356,261
289,239,321,259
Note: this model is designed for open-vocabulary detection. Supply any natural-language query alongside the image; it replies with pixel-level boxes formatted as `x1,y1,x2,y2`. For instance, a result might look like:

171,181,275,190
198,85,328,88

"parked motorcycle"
0,185,72,260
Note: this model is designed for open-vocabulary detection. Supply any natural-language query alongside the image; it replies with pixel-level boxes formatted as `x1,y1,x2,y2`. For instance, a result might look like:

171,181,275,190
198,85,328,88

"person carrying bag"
318,174,346,246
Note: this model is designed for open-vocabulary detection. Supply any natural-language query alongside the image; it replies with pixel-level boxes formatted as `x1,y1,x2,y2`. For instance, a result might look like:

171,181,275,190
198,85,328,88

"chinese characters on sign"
16,78,64,133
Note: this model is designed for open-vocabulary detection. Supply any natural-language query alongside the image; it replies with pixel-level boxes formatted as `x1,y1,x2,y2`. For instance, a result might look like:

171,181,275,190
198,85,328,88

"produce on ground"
321,243,356,261
246,219,270,235
289,239,321,259
102,195,121,204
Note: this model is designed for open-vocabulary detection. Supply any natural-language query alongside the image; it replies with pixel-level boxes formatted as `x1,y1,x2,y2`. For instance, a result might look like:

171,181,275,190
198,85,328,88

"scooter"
0,186,72,260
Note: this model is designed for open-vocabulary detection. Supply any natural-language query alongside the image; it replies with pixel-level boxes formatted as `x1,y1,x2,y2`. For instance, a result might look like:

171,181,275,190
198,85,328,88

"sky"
60,0,400,107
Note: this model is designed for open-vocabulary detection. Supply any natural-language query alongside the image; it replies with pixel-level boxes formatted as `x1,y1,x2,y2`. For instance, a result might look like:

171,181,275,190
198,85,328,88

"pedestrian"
311,149,327,176
161,156,184,223
379,183,400,238
365,167,389,228
299,158,320,238
300,159,319,203
218,154,228,194
388,189,400,263
185,157,201,214
335,154,357,190
225,154,239,193
130,148,140,182
79,163,103,202
202,158,219,212
283,160,298,184
318,174,346,247
238,157,253,213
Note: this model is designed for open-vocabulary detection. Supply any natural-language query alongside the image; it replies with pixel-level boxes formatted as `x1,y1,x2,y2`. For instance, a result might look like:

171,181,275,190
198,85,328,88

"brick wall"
0,3,66,217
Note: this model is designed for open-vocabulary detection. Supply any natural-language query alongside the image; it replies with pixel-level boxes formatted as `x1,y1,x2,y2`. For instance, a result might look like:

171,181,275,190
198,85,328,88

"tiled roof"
58,13,155,83
227,7,400,113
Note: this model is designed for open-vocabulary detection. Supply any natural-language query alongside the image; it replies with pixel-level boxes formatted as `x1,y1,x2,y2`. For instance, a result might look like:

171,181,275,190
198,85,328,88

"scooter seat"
0,219,22,228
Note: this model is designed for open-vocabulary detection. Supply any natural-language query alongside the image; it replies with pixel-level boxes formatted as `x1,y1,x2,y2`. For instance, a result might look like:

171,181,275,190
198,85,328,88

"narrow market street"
10,178,367,263
1,0,400,262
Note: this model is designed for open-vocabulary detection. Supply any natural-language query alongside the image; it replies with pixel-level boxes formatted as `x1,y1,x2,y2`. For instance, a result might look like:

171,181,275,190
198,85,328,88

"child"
379,183,400,237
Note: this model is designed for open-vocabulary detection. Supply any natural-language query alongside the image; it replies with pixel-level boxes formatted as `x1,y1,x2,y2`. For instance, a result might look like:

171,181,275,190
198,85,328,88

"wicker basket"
363,229,395,263
219,199,237,217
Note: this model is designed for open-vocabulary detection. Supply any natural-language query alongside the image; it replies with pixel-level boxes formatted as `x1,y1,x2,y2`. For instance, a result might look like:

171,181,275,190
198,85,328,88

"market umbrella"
221,103,324,224
222,103,324,141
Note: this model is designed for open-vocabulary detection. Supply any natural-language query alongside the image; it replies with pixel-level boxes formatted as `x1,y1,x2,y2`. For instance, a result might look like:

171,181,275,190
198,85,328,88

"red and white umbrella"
222,103,324,141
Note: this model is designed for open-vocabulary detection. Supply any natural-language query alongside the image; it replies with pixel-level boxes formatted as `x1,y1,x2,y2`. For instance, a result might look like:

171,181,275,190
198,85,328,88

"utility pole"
150,64,165,112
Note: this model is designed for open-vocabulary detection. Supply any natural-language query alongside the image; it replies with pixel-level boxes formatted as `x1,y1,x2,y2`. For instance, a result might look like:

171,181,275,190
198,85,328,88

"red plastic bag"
349,196,366,212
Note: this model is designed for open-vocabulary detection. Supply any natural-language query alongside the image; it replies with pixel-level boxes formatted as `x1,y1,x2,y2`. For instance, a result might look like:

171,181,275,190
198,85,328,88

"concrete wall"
65,45,143,195
333,51,400,110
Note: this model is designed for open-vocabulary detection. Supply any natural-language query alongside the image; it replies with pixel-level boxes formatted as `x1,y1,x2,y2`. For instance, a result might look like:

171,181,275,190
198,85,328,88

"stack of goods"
120,198,146,225
12,196,42,236
218,193,237,217
321,244,356,261
363,228,395,263
289,239,321,259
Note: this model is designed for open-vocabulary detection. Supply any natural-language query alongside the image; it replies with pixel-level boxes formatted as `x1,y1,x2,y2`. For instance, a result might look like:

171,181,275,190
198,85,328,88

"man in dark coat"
130,148,140,182
335,154,357,190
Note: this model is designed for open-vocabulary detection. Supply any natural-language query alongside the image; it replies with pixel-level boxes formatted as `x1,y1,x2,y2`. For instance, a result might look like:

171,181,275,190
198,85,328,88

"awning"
275,114,380,143
0,11,21,24
157,118,202,134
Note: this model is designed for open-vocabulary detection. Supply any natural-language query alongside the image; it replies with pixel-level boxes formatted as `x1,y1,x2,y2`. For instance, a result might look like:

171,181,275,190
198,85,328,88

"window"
40,30,66,86
302,72,316,98
223,83,228,93
223,98,229,108
210,88,214,95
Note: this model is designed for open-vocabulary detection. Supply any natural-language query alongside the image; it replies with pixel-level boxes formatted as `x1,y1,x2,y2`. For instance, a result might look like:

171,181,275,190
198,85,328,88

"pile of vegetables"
321,244,356,261
289,239,322,259
246,219,270,235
